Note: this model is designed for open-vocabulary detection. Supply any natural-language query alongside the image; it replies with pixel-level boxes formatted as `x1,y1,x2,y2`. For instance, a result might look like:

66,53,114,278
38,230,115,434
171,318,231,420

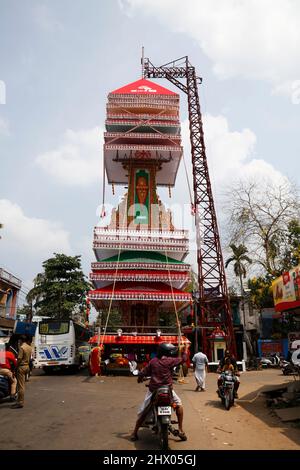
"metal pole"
241,296,248,362
29,300,33,323
141,46,144,78
194,301,198,353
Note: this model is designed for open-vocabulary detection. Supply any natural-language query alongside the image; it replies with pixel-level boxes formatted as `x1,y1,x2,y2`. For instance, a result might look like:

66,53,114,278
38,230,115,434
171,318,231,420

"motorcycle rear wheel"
159,422,169,451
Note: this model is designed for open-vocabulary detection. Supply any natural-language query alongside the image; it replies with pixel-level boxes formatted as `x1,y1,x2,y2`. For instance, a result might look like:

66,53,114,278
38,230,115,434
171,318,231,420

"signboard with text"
272,264,300,312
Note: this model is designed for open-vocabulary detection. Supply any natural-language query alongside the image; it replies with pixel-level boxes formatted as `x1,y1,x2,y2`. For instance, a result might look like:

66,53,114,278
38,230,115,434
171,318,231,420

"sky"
0,0,300,305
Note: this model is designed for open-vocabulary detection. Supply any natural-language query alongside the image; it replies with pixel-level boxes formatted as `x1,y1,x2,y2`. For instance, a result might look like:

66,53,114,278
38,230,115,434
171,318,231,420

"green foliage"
16,304,32,320
26,253,91,320
246,220,300,310
279,219,300,272
225,244,252,280
184,270,198,293
247,275,274,309
225,244,252,299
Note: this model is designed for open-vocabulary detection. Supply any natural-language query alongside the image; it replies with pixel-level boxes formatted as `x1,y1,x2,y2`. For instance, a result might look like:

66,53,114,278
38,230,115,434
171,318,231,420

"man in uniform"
11,335,32,409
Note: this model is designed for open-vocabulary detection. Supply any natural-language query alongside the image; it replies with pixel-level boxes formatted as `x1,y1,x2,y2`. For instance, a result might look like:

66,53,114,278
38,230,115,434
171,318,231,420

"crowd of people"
1,334,240,440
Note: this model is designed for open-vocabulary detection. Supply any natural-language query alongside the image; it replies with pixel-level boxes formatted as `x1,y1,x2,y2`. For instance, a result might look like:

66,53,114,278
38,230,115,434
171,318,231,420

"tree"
26,253,91,320
225,244,252,296
16,304,32,320
278,219,300,272
225,244,253,355
225,178,299,276
247,275,274,310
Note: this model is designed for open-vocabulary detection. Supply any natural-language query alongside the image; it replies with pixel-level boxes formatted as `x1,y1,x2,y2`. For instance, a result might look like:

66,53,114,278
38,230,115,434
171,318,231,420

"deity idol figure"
136,176,149,205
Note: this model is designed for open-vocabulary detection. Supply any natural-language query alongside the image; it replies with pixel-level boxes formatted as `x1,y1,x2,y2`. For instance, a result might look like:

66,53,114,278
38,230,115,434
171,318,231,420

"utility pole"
97,310,102,345
241,287,253,362
28,300,33,323
241,295,248,362
192,291,199,353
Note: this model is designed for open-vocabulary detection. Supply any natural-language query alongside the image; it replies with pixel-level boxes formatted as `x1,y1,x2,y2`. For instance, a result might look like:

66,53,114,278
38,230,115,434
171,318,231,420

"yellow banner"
272,265,300,309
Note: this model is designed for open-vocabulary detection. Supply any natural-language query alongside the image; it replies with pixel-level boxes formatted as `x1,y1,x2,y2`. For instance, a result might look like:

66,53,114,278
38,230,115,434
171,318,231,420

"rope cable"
98,159,133,350
163,249,186,383
101,151,106,217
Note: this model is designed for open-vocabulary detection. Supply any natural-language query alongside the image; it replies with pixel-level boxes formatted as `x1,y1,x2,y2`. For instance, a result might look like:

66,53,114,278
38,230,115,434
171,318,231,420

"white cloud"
0,199,71,257
36,127,103,186
179,115,286,194
0,116,10,136
33,4,63,32
122,0,300,97
172,114,291,279
74,234,94,277
168,114,289,245
201,115,256,184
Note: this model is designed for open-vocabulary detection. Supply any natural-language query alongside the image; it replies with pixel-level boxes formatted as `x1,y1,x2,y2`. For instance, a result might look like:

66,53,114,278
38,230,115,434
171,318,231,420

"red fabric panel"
274,300,300,312
89,335,190,345
110,78,177,96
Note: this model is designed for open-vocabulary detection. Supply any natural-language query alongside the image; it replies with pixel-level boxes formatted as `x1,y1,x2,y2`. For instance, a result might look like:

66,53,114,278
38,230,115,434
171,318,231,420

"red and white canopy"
110,78,177,96
89,334,190,345
89,281,192,302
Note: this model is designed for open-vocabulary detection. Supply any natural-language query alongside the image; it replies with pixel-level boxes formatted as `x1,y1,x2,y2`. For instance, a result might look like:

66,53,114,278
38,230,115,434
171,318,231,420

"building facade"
0,268,22,333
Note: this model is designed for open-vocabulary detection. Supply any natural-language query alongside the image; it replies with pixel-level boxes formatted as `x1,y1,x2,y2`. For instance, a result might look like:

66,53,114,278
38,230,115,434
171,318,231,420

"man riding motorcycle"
130,342,187,442
217,351,240,398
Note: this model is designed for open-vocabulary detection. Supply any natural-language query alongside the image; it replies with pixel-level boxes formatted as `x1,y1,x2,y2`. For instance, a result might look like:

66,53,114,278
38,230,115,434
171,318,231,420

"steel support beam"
144,56,236,358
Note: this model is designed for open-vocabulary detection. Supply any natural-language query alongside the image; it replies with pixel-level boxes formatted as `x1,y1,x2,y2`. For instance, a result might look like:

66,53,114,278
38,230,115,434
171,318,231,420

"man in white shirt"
192,349,209,391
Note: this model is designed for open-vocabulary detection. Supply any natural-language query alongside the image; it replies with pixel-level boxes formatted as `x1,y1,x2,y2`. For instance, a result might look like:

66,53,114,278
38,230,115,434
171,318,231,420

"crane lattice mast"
143,56,236,357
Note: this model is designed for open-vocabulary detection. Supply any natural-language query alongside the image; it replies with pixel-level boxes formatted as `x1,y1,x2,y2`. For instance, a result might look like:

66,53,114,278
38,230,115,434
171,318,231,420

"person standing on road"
11,335,32,409
89,343,103,376
192,348,209,391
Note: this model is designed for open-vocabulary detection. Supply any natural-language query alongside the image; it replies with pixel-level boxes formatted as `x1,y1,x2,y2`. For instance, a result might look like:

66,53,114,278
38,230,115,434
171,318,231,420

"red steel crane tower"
143,56,236,358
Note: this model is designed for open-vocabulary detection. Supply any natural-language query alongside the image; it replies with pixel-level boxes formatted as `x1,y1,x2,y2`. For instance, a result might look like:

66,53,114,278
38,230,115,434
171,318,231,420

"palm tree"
225,243,252,357
225,244,252,296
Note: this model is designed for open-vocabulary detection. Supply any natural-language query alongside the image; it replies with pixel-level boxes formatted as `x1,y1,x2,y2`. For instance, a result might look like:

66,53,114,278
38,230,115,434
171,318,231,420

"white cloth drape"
194,368,206,389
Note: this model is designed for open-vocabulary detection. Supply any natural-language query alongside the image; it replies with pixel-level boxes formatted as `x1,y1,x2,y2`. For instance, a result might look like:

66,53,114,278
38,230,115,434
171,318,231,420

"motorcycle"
218,371,235,410
281,361,299,376
259,353,281,368
133,372,183,450
0,374,11,401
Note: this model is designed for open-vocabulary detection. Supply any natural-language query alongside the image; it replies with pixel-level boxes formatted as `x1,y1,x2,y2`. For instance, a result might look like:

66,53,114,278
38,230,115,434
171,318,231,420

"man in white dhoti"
192,349,209,391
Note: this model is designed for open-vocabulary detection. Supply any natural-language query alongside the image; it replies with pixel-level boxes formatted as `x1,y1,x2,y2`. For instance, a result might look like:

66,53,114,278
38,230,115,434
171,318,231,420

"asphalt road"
0,368,299,450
